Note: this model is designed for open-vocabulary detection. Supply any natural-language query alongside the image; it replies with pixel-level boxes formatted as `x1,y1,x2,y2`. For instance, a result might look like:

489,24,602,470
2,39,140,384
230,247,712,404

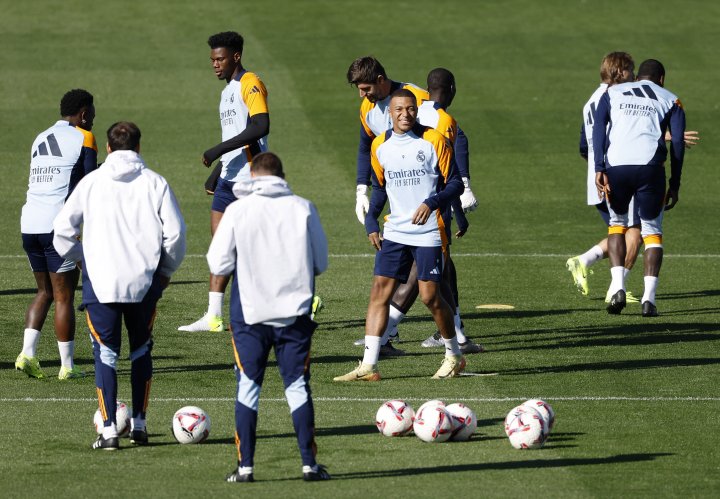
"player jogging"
179,31,269,333
334,89,465,381
16,88,97,380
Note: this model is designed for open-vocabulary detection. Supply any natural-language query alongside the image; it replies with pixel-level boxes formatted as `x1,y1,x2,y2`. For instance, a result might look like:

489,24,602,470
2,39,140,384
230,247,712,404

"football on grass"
93,400,130,437
413,405,453,443
375,399,414,437
522,399,555,431
445,402,477,441
505,405,548,449
172,406,211,444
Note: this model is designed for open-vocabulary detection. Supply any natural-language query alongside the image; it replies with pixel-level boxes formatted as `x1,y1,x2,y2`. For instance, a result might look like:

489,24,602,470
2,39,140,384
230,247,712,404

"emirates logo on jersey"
416,150,425,163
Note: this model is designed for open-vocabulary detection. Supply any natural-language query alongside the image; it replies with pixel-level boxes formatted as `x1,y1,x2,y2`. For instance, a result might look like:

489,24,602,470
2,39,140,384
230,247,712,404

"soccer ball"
93,400,130,437
375,400,414,437
413,405,453,443
505,405,548,449
503,404,540,436
172,406,211,444
445,402,477,441
522,399,555,431
416,399,445,415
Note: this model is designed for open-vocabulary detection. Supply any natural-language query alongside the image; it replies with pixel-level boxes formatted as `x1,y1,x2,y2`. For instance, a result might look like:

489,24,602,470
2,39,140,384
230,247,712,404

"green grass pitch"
1,0,719,497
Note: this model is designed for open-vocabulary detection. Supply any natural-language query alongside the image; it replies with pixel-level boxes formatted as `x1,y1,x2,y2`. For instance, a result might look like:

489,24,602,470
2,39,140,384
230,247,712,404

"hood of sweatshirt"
232,175,292,200
102,150,146,180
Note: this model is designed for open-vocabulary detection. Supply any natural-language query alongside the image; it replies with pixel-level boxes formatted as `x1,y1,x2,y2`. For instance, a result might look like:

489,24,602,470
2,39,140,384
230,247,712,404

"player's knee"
643,234,663,250
97,343,119,370
236,370,261,412
129,339,153,361
284,375,309,413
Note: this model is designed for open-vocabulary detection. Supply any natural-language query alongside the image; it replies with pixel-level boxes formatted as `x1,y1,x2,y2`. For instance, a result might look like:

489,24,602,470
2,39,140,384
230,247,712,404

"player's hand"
201,153,212,167
355,185,370,224
368,232,382,251
460,177,478,212
664,189,679,211
595,172,610,201
683,130,700,149
455,227,467,238
412,203,432,225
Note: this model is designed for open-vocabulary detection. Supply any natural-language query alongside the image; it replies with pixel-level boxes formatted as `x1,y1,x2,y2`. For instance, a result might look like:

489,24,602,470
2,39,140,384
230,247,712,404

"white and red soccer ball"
172,406,211,444
445,402,477,441
505,404,549,449
522,399,555,431
413,404,453,443
93,400,130,437
375,399,415,437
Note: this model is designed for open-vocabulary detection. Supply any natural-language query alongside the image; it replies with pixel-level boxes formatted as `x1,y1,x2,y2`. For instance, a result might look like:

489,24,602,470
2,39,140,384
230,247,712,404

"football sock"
362,336,381,365
454,308,467,343
238,466,254,476
208,291,224,317
380,306,405,345
443,336,462,357
57,340,74,369
22,328,41,358
579,245,604,267
642,276,658,304
131,417,146,431
102,422,119,439
623,267,631,278
609,266,626,295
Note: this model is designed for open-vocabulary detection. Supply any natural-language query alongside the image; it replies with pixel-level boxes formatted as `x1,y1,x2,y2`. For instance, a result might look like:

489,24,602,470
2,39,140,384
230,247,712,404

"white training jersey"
417,100,458,143
219,71,269,182
371,126,453,247
581,84,607,205
598,81,682,168
21,120,97,233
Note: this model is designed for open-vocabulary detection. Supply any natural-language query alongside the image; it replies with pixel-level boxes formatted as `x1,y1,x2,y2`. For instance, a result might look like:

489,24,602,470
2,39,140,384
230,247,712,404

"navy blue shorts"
211,177,237,213
606,165,666,221
374,239,444,282
22,232,75,273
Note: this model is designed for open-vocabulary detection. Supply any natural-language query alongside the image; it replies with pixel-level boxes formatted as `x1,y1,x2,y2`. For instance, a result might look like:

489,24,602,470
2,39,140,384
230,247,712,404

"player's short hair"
427,68,455,91
347,56,387,85
251,152,284,178
600,52,635,85
637,59,665,84
60,89,93,117
107,121,141,151
390,88,417,105
208,31,244,54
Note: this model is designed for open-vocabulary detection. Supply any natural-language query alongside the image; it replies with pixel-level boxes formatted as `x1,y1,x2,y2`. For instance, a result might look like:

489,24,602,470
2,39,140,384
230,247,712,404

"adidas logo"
429,267,440,275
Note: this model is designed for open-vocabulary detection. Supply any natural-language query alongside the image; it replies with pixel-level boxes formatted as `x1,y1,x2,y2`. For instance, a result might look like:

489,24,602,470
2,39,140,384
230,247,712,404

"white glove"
460,177,478,212
355,184,370,224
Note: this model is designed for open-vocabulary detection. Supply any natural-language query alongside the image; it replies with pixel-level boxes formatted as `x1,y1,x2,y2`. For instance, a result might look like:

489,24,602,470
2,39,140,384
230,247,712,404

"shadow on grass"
0,288,37,296
500,357,720,376
328,452,673,480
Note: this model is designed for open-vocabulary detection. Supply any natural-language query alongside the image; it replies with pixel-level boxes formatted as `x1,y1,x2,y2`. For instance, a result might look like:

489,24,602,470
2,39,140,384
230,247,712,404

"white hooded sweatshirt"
53,150,186,303
206,175,328,325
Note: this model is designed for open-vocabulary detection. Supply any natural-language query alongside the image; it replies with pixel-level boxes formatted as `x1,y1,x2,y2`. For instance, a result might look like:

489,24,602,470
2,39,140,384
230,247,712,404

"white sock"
239,466,254,476
57,340,74,369
362,336,381,365
453,308,467,343
380,306,405,345
21,328,41,358
579,245,604,267
208,292,224,317
442,336,461,357
642,276,658,304
609,266,626,295
131,417,146,431
102,423,119,439
623,267,631,278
